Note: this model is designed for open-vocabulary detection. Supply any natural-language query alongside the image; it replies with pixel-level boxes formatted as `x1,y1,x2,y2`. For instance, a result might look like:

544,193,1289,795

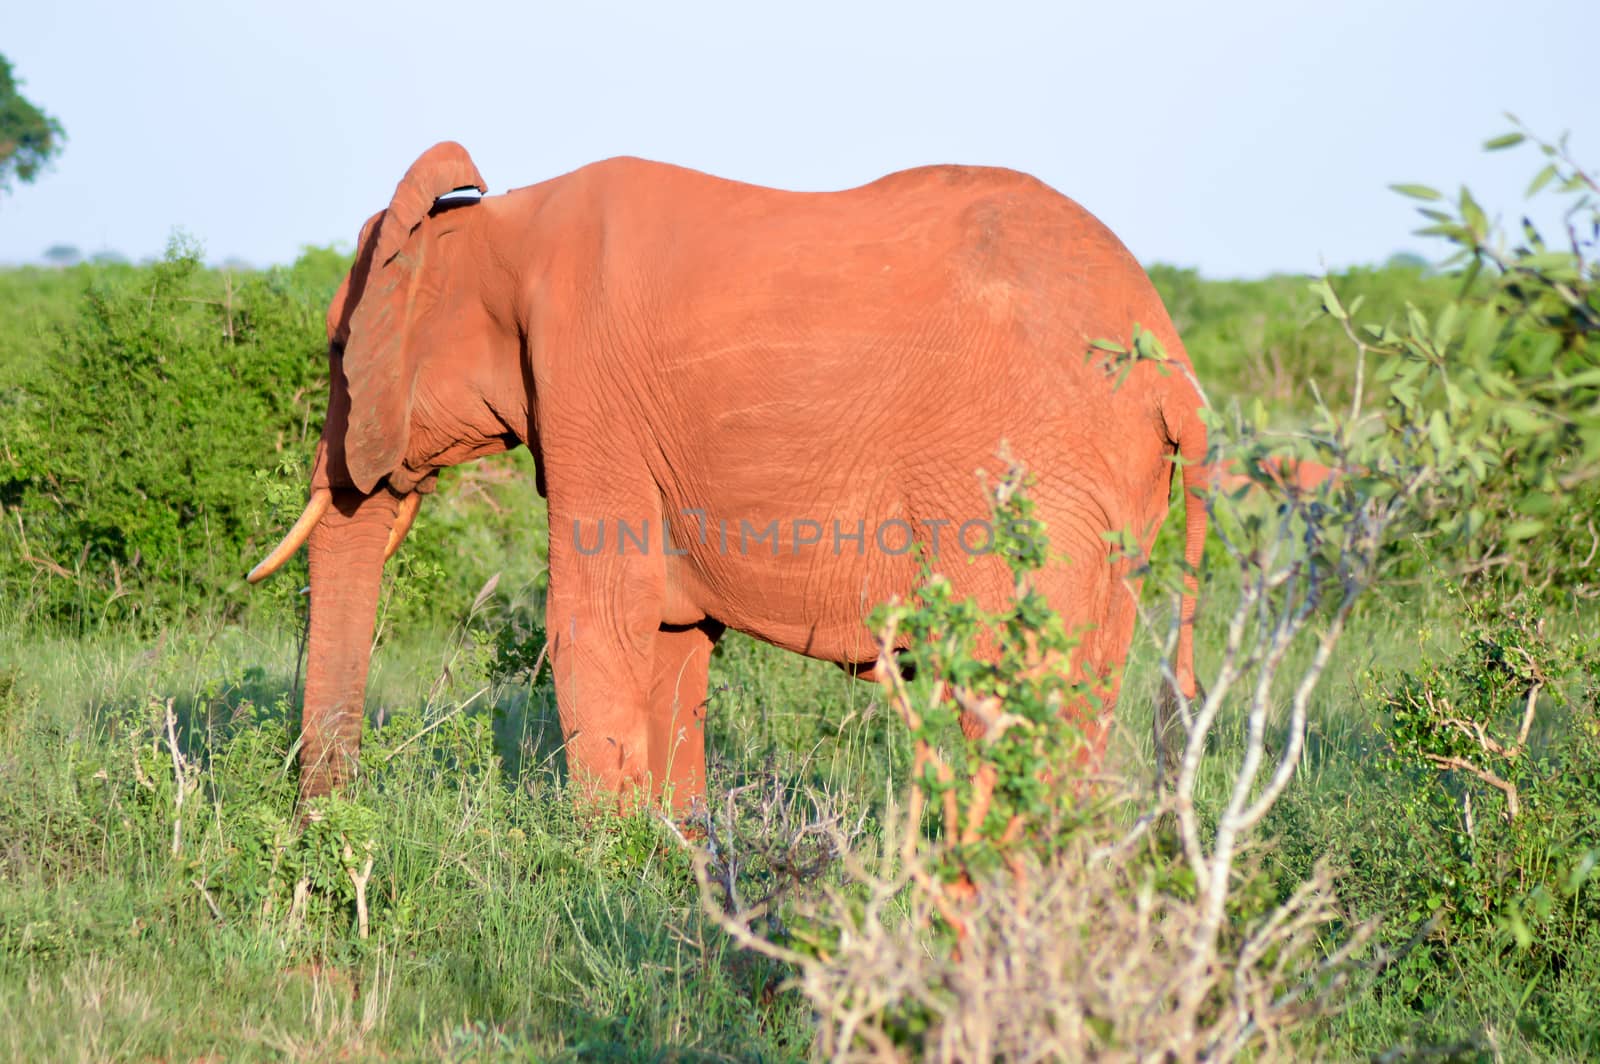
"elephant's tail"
1169,377,1210,702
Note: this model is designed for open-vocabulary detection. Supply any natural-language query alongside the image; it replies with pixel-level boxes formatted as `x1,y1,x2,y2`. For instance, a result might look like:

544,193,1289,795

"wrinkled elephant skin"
250,143,1210,813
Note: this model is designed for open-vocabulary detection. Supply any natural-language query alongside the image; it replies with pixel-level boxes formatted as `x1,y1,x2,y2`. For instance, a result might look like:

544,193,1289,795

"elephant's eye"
330,341,346,358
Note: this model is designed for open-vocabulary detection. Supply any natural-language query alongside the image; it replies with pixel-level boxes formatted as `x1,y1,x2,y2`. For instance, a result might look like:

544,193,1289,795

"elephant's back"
574,154,1191,524
592,153,1188,479
570,156,1146,297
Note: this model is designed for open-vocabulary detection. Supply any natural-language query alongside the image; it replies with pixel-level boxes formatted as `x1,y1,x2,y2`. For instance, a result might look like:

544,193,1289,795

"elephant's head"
246,142,497,801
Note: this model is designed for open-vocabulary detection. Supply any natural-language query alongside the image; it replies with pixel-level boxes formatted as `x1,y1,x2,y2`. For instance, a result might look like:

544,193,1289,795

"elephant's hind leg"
647,620,725,814
1024,553,1135,771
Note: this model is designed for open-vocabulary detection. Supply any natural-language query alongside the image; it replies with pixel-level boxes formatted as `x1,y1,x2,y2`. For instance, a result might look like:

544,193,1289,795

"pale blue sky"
3,0,1594,277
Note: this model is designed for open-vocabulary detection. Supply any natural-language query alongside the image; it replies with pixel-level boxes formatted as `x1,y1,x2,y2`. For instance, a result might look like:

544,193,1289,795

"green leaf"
1405,304,1431,340
1431,303,1460,350
1391,183,1444,201
1456,257,1486,303
1518,251,1582,281
1578,427,1600,464
1426,410,1451,453
1308,279,1346,320
1500,406,1547,436
1504,519,1546,542
1518,492,1554,517
1483,132,1525,151
1459,188,1488,239
1520,217,1548,252
1132,326,1169,362
1417,222,1471,243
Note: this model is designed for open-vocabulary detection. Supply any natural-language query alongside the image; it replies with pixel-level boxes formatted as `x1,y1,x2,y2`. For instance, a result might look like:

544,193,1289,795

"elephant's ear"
368,142,487,269
327,210,386,348
340,143,489,493
312,211,384,491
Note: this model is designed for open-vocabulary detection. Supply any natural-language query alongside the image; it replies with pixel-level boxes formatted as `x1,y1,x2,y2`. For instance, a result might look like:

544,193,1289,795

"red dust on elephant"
248,143,1210,811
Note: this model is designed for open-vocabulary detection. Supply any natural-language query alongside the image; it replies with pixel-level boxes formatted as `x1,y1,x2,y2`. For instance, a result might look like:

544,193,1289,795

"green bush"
1344,123,1598,603
1150,260,1452,420
0,237,549,636
0,236,340,627
1270,595,1600,1058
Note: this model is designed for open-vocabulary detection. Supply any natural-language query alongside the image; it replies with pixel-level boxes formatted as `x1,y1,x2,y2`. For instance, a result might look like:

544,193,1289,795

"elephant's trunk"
299,486,401,802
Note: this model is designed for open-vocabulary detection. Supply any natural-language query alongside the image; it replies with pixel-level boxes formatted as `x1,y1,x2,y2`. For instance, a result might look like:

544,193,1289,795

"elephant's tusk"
384,492,421,561
245,488,332,584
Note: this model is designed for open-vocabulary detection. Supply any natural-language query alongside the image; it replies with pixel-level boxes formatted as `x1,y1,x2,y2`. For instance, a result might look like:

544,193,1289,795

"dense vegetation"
0,129,1596,1060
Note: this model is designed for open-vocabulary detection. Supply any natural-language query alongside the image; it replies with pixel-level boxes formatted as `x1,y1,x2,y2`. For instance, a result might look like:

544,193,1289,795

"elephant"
248,142,1210,811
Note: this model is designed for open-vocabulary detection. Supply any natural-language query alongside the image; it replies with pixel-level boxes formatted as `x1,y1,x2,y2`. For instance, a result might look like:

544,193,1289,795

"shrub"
0,238,550,636
1150,261,1451,420
1362,122,1598,602
0,236,338,627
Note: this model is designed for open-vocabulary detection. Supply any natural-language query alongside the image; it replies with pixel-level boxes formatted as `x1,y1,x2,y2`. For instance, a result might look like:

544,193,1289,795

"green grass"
0,555,1520,1062
0,552,952,1062
0,620,819,1061
7,537,1599,1060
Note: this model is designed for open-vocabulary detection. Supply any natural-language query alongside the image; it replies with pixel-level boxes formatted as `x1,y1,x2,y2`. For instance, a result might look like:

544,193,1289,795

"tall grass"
0,546,1535,1060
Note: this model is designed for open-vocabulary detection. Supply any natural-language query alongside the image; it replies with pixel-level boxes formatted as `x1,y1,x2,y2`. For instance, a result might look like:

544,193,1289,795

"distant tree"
90,249,129,265
42,244,81,266
1384,250,1430,271
0,54,65,195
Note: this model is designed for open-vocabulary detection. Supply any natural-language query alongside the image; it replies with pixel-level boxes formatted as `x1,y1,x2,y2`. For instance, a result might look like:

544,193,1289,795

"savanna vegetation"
1,124,1596,1060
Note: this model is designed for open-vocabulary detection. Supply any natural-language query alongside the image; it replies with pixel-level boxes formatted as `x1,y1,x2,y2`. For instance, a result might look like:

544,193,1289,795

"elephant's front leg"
545,541,672,810
648,620,724,813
